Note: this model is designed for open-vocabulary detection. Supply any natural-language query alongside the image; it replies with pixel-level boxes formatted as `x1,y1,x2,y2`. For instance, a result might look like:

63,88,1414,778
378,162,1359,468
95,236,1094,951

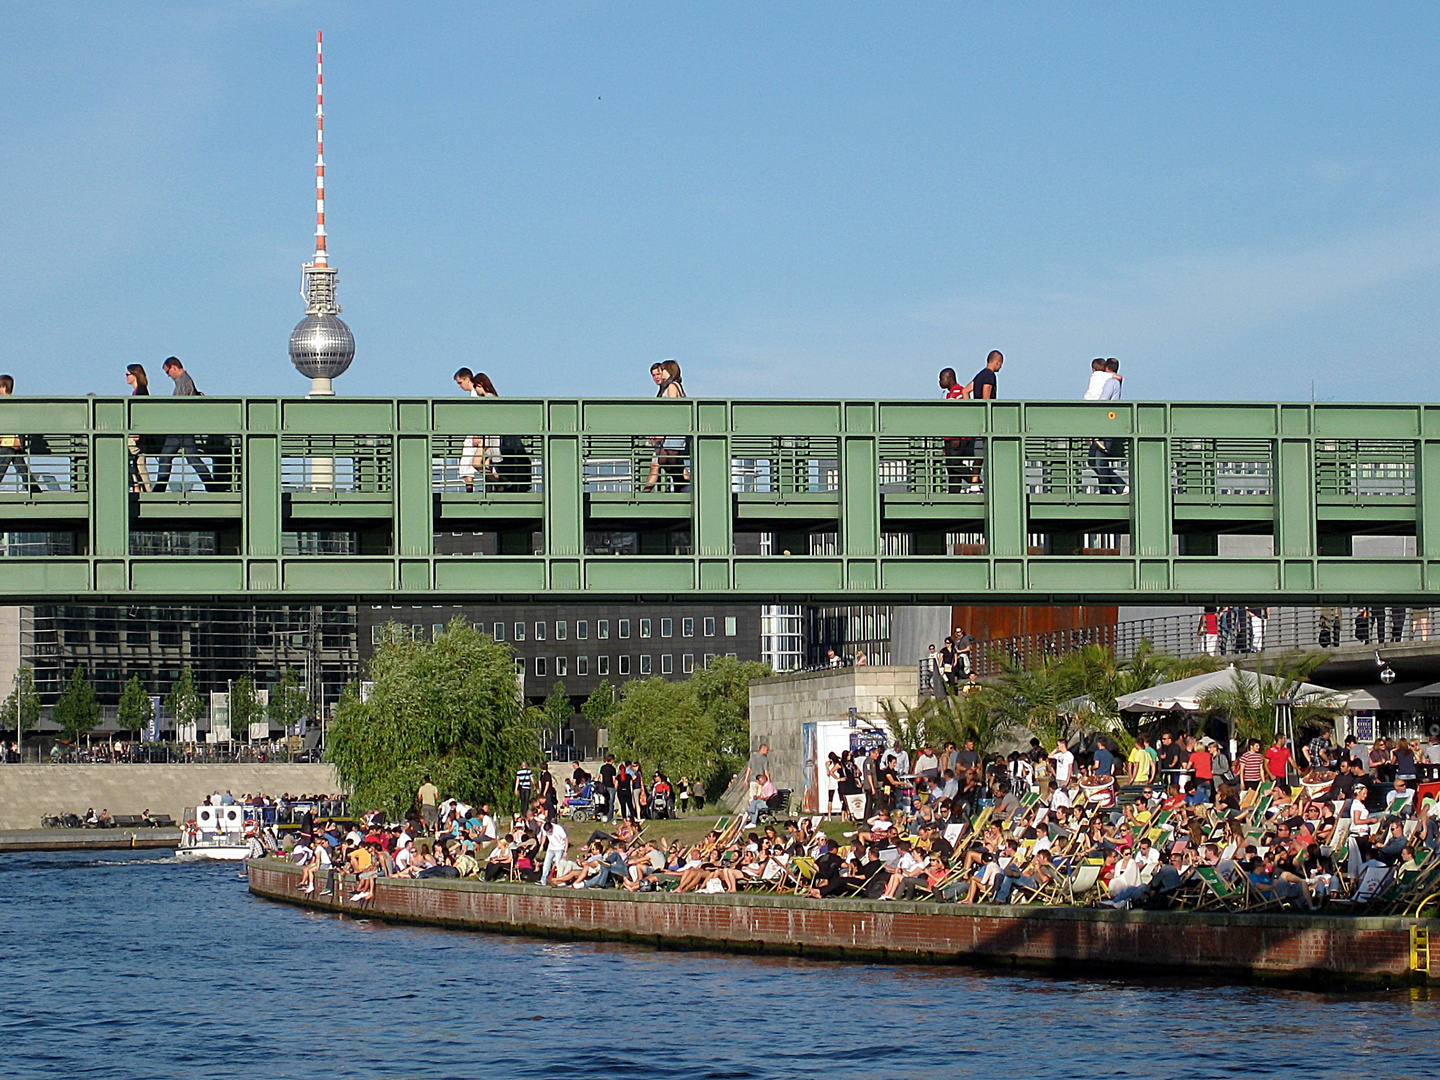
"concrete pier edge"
248,859,1439,989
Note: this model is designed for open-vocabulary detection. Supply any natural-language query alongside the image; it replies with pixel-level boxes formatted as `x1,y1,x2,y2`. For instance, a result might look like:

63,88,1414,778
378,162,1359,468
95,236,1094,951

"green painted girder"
0,396,1434,602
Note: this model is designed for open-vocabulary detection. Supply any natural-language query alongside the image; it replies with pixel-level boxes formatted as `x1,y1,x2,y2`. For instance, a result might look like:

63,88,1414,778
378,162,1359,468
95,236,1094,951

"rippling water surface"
1,850,1436,1079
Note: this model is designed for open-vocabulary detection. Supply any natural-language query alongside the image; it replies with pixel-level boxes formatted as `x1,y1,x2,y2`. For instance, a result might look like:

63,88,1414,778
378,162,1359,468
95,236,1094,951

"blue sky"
1,3,1438,402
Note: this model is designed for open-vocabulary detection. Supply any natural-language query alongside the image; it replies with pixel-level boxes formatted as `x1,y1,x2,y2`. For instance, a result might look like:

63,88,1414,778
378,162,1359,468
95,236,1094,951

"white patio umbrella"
1114,664,1337,714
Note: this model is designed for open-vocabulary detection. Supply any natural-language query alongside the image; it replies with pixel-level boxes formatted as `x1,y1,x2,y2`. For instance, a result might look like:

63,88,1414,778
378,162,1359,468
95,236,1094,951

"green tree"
268,667,310,742
117,675,154,738
689,656,772,786
327,617,541,817
607,676,715,782
3,664,41,740
53,667,100,745
581,680,617,731
1196,651,1341,744
542,681,573,737
229,676,264,741
166,666,205,741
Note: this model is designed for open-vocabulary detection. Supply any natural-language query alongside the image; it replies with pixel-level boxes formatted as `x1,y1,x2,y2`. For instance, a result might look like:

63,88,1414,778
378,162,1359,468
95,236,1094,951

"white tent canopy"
1115,665,1338,714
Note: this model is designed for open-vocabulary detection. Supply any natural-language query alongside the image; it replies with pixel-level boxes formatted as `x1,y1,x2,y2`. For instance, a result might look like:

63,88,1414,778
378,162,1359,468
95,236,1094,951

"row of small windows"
372,616,738,645
512,654,738,678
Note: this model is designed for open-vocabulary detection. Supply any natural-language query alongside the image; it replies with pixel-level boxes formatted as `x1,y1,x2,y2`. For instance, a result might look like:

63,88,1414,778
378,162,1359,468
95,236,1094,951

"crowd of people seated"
285,730,1440,912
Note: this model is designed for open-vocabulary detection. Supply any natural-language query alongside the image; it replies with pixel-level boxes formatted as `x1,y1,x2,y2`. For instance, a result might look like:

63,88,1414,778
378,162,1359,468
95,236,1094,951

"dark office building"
358,603,763,704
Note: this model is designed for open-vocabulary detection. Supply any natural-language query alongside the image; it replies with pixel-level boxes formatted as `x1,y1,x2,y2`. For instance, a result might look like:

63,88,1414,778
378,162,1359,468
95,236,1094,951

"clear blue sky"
2,3,1437,401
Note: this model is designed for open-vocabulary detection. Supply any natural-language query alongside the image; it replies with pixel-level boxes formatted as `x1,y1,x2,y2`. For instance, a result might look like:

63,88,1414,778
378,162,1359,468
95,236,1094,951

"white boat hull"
176,843,252,861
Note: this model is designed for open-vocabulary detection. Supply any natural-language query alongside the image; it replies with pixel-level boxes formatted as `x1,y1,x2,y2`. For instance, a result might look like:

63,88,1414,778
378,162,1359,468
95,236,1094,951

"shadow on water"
0,850,1436,1080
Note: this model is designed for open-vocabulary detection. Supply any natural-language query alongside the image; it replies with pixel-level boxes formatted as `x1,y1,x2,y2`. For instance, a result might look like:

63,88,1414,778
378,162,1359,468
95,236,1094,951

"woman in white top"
453,368,501,491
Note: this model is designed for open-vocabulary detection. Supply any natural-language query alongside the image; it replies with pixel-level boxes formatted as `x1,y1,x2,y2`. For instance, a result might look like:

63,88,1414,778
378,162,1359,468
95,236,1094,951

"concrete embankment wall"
0,765,340,829
249,859,1436,988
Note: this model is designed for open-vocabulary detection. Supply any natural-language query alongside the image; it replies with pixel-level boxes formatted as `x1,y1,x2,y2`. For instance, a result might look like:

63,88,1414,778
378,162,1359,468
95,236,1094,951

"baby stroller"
755,789,792,826
562,781,604,823
649,781,674,820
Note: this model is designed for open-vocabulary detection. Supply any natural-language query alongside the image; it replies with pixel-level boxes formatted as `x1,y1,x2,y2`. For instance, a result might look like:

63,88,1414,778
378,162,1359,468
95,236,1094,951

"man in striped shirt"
1236,740,1266,790
514,762,534,811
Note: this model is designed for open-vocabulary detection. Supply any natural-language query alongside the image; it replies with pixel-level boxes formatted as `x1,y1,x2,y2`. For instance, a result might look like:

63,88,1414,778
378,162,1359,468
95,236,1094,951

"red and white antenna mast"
314,29,327,267
289,29,354,396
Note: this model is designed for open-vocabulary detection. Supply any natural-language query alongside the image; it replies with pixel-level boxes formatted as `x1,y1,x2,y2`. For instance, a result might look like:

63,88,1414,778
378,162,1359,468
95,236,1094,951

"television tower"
289,30,354,396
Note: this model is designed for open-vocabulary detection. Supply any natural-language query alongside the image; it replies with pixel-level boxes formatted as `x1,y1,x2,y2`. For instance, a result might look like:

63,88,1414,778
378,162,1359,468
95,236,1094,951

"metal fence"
975,605,1440,675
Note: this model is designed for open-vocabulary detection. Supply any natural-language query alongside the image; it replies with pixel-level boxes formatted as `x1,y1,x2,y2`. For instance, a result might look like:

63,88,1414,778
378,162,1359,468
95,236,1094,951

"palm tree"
991,654,1075,752
878,697,930,755
925,689,1015,756
1196,651,1342,744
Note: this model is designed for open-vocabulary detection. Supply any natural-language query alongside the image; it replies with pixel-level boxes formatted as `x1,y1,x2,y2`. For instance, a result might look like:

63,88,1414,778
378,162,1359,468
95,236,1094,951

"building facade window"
704,617,715,637
704,653,716,669
514,622,525,641
598,655,610,676
618,655,630,675
598,619,609,639
535,657,547,678
660,617,672,638
535,621,546,641
661,654,673,674
639,654,652,675
682,654,694,673
576,620,588,640
619,619,631,638
493,622,505,641
682,617,694,637
577,656,589,676
556,621,567,640
640,618,652,638
556,657,568,677
725,616,737,636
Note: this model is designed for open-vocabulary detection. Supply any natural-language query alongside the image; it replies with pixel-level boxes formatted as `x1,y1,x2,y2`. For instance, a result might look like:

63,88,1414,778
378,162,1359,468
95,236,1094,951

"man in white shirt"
1049,743,1075,788
1424,739,1440,766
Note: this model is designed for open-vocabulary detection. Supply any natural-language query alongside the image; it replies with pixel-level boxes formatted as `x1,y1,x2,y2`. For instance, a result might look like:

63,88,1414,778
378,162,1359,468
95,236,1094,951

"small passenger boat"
176,805,257,861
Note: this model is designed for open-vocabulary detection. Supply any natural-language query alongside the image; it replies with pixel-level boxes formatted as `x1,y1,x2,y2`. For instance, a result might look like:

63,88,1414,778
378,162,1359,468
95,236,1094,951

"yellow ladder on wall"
1411,926,1432,976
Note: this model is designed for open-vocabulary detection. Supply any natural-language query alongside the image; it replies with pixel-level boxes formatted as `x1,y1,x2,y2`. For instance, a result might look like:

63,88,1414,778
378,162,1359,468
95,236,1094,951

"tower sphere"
289,313,354,379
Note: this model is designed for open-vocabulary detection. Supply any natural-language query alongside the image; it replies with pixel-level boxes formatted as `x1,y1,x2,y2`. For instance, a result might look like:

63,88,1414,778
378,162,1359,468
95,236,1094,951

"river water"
1,849,1435,1080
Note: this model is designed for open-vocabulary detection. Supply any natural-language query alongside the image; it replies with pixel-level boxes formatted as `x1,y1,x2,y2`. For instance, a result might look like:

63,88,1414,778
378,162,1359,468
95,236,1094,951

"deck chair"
1064,860,1105,904
1192,864,1245,910
786,855,818,895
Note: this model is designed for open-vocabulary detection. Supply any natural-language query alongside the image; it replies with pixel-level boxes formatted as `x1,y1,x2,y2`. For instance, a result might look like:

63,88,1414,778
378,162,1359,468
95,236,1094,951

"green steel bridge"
0,395,1433,603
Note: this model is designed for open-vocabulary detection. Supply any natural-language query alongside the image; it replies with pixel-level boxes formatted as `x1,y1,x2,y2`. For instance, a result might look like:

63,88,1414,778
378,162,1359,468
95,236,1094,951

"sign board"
801,722,818,813
849,729,888,754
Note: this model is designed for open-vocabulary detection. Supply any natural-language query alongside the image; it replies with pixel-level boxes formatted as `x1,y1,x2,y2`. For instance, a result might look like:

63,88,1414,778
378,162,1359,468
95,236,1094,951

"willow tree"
327,618,540,817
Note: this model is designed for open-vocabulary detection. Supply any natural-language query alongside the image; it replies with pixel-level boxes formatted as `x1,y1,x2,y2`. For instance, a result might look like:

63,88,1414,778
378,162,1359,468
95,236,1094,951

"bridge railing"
0,396,1433,600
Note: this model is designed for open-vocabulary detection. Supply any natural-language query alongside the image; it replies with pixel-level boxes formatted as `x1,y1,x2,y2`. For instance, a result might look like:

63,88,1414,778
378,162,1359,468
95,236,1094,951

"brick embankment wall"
249,859,1436,988
0,764,340,830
